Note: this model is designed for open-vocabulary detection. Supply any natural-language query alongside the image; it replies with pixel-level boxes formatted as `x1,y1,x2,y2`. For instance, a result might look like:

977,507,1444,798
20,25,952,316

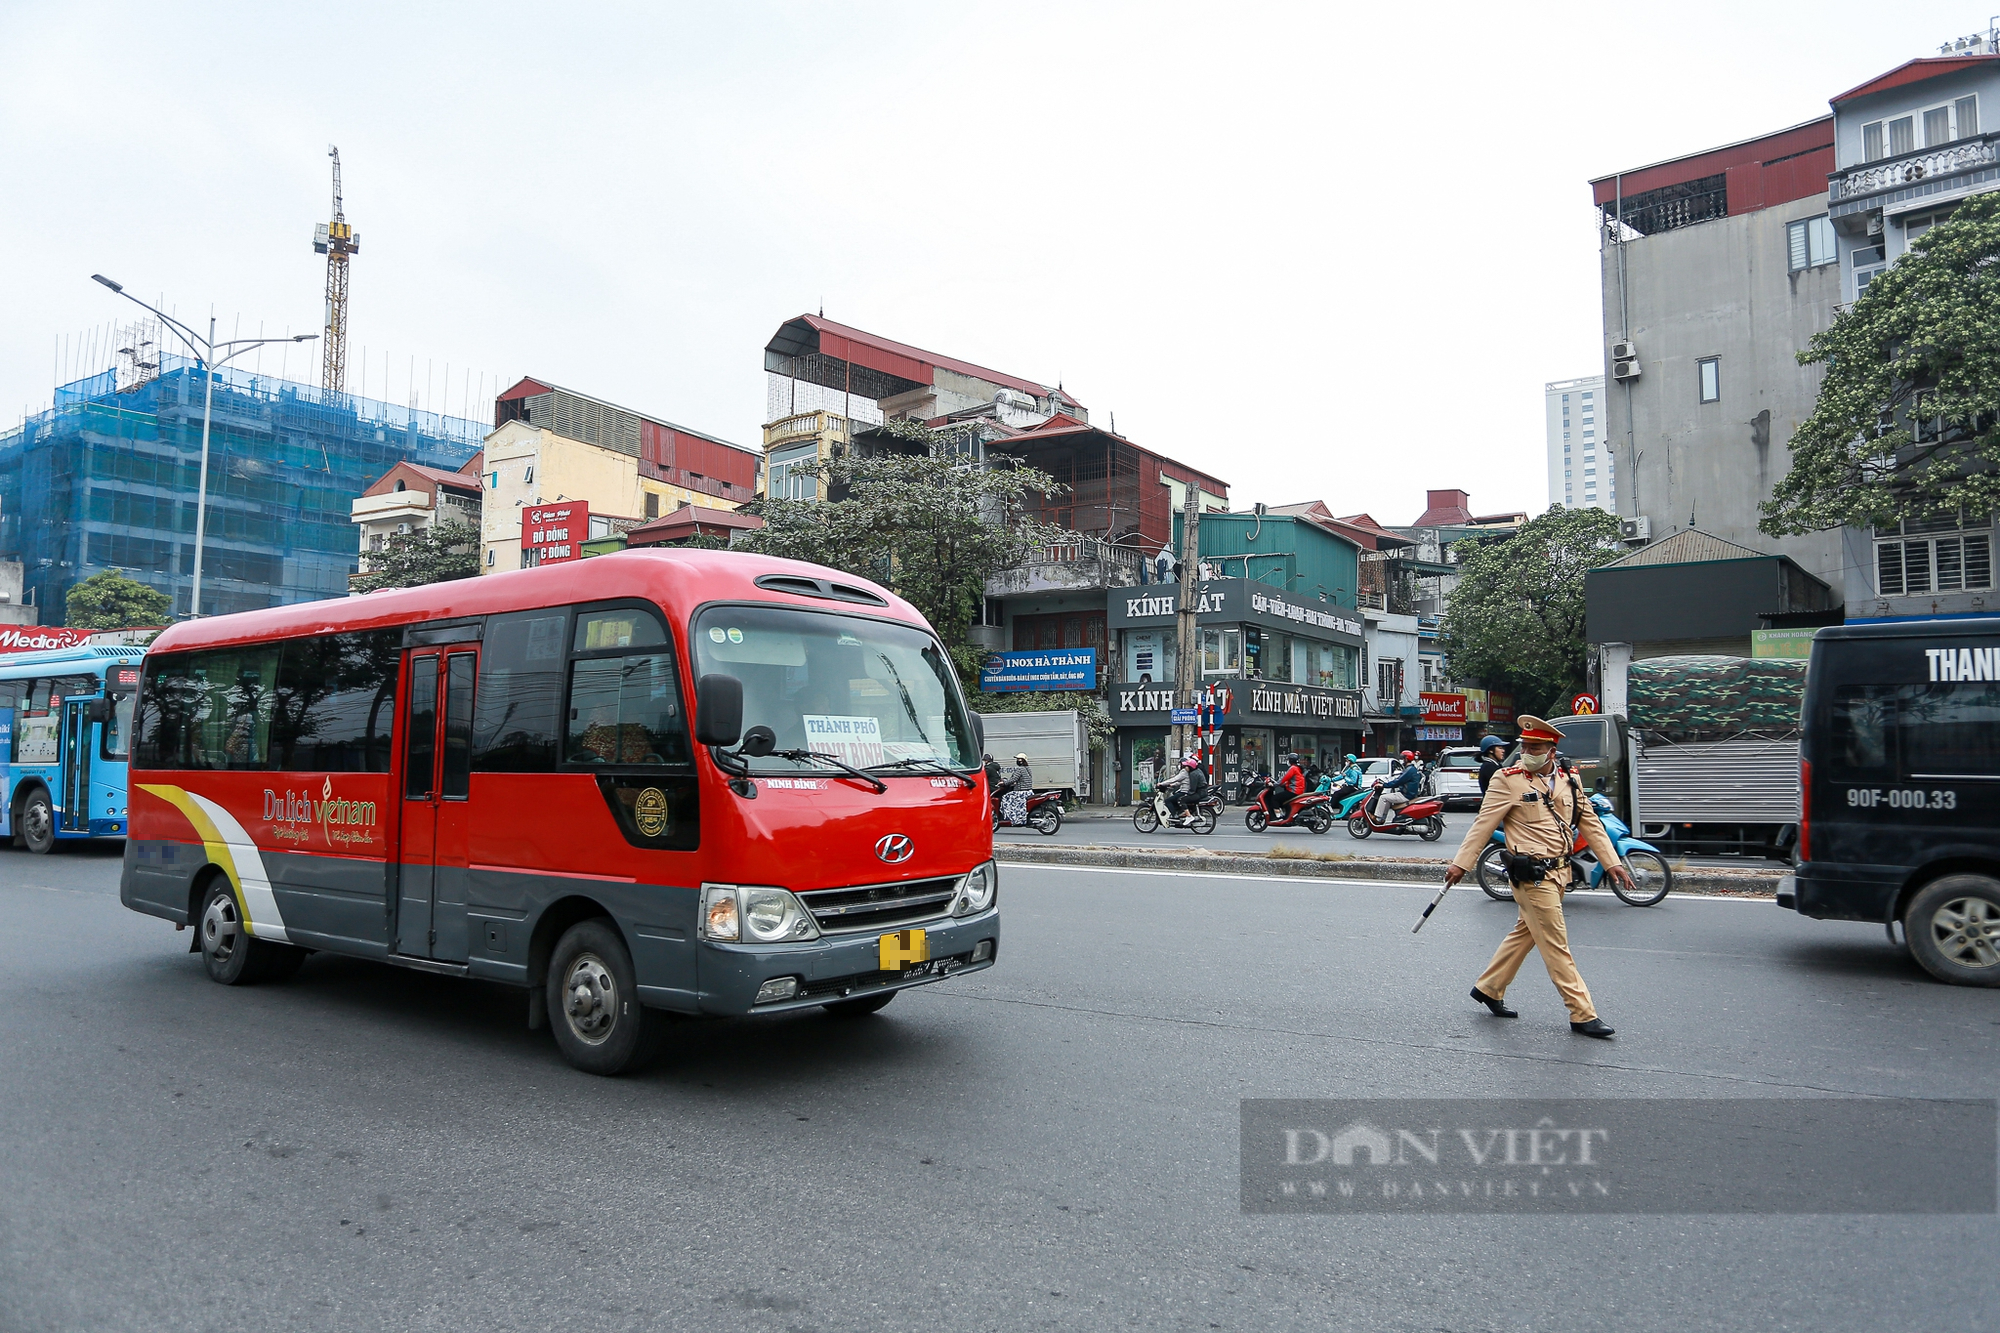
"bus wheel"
548,919,660,1075
19,789,55,855
198,879,275,985
824,991,895,1016
1904,875,2000,988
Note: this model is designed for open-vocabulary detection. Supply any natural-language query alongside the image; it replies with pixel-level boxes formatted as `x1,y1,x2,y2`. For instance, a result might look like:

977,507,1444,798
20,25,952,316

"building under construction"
0,357,484,618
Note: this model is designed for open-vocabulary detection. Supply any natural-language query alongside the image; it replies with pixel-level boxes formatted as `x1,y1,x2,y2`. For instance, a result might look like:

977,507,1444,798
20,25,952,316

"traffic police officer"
1441,715,1632,1038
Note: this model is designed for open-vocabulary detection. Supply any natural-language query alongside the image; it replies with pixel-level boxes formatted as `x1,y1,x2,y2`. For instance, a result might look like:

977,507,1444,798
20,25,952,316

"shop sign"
0,627,94,654
1415,726,1463,742
1752,628,1817,659
1246,684,1362,720
1246,589,1363,639
1420,691,1467,724
522,502,588,564
979,649,1097,692
1461,688,1489,723
1113,585,1233,625
1488,692,1516,725
1114,686,1179,715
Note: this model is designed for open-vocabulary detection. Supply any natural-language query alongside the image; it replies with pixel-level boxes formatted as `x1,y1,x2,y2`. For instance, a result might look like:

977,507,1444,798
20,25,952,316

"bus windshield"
692,604,977,773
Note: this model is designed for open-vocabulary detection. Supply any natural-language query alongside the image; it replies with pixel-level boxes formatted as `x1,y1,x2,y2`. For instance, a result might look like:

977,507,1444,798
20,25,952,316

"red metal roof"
1588,116,1833,208
1832,55,1999,106
496,377,554,402
765,315,1080,407
360,461,483,498
626,504,767,546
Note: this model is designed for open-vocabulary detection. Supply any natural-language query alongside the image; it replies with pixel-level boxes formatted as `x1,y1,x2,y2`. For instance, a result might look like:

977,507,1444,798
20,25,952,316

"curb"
992,844,1782,897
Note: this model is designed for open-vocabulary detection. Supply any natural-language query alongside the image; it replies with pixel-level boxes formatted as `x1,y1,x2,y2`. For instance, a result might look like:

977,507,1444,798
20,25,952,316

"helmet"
1400,750,1416,761
1014,753,1029,763
1182,756,1200,769
1479,735,1505,753
1344,753,1357,763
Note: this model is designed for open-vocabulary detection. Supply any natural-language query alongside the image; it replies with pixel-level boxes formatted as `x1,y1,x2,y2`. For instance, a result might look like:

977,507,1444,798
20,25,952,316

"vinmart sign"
1420,692,1467,724
522,502,588,564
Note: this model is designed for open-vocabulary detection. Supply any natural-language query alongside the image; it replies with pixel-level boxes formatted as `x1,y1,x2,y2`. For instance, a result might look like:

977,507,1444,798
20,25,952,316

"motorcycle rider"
998,752,1035,826
1476,735,1509,795
1268,753,1306,822
1159,755,1210,824
1373,750,1425,823
983,752,1004,792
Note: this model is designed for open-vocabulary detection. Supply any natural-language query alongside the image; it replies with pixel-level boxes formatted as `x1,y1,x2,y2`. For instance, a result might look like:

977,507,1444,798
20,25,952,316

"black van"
1784,617,2000,987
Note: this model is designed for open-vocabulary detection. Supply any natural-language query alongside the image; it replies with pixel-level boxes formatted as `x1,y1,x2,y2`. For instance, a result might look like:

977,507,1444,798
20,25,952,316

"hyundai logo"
874,833,915,864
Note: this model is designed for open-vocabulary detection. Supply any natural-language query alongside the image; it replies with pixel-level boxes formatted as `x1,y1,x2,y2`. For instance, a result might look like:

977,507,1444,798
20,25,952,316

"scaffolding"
0,360,485,618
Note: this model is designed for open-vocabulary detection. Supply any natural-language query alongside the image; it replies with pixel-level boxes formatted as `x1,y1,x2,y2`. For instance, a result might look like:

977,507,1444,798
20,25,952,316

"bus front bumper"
1786,863,1902,923
694,907,999,1016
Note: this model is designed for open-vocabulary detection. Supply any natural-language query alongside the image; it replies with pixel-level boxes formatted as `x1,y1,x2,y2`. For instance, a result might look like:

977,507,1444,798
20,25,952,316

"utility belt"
1498,850,1584,887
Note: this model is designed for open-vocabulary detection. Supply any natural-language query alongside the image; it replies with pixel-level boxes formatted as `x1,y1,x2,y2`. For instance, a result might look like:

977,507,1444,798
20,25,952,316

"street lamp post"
91,276,315,617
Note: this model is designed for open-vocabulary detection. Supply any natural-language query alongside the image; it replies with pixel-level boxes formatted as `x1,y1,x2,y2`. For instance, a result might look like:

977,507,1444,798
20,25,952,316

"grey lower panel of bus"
120,840,701,1012
1634,737,1801,824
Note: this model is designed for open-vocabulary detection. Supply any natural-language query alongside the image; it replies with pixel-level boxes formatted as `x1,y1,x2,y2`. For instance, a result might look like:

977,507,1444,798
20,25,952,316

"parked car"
1432,746,1485,808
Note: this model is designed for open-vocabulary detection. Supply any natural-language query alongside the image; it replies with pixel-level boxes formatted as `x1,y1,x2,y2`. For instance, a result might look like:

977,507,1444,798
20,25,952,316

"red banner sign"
1419,691,1466,724
522,502,589,565
1488,692,1516,725
0,627,94,654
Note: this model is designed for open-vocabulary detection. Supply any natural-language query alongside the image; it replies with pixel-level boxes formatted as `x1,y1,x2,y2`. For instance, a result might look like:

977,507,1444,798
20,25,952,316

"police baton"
1412,876,1453,933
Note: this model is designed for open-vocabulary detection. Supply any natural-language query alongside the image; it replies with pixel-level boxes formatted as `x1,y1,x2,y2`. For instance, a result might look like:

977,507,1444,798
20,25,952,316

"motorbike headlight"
953,860,998,916
740,887,821,943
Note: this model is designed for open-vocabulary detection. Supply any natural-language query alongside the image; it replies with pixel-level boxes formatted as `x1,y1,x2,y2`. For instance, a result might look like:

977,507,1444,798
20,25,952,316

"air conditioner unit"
1866,214,1884,237
1611,359,1642,381
1610,340,1637,363
1619,516,1651,543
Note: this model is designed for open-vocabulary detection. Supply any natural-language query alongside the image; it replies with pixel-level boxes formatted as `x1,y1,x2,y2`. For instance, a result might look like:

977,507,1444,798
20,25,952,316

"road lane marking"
1000,860,1770,901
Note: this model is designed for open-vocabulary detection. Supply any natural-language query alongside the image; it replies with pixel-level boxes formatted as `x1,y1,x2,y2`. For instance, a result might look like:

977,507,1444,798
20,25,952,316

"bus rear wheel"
547,918,663,1075
1904,875,2000,988
19,788,54,854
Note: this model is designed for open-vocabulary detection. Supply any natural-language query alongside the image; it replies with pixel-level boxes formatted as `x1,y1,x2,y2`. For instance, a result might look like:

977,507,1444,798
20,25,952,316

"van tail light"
1797,759,1811,863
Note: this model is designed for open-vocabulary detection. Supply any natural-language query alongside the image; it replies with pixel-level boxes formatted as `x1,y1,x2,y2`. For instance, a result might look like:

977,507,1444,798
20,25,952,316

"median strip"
992,842,1782,896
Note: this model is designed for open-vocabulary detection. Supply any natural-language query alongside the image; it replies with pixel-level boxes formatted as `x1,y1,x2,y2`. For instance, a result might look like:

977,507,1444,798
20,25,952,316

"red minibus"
120,550,999,1073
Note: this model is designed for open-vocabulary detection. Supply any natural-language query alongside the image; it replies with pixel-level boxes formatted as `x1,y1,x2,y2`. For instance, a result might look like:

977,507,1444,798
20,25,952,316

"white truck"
974,709,1089,801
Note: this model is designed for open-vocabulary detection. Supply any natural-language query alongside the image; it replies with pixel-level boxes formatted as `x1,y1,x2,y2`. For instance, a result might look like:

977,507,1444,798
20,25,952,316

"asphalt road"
4,843,1995,1332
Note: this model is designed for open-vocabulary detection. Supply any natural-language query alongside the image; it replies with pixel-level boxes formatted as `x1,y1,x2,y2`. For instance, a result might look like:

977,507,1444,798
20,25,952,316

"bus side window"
471,610,568,772
442,654,475,797
270,629,402,773
404,660,437,799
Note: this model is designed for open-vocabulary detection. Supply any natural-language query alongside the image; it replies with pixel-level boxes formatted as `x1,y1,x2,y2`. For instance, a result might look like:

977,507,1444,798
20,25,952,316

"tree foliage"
737,419,1068,667
1436,506,1623,715
1763,190,2000,535
350,520,481,594
65,568,172,628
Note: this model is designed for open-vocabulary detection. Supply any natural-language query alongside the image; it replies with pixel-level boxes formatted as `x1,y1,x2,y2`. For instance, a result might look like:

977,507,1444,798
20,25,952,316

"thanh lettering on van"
1925,646,2000,681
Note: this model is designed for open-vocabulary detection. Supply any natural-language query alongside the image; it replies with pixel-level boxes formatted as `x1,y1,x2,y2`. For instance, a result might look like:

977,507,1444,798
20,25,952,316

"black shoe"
1469,987,1517,1018
1571,1018,1616,1038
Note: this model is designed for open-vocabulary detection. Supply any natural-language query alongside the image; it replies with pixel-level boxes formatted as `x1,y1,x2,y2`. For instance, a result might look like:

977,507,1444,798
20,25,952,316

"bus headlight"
702,884,819,943
953,861,998,916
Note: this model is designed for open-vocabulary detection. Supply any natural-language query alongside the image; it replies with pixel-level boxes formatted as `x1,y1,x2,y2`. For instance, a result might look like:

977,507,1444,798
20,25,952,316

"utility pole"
1171,487,1203,760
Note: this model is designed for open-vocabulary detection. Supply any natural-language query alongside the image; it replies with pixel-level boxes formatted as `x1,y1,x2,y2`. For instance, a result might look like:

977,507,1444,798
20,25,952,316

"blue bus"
0,645,145,853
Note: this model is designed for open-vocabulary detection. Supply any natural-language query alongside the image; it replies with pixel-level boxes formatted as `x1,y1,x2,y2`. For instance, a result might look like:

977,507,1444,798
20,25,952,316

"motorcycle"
1346,782,1445,841
1132,785,1219,835
992,787,1064,835
1474,790,1672,906
1242,778,1335,834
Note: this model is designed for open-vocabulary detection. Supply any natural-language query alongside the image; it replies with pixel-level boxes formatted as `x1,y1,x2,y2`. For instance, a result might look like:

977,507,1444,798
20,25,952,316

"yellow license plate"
878,928,930,971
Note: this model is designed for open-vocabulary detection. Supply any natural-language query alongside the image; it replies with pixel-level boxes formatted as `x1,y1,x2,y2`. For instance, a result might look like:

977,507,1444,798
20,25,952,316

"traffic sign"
1571,693,1600,715
1169,707,1199,724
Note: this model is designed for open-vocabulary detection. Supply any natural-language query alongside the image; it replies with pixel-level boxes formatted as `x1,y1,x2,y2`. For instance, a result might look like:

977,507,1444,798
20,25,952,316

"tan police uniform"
1449,725,1621,1023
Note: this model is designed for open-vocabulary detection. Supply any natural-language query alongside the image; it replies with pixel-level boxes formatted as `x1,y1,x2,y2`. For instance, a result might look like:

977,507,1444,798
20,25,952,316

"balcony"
986,536,1146,597
762,410,860,449
1829,131,2000,221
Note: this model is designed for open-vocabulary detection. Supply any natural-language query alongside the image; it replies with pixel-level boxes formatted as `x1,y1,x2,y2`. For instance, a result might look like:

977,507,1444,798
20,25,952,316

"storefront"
1105,579,1368,801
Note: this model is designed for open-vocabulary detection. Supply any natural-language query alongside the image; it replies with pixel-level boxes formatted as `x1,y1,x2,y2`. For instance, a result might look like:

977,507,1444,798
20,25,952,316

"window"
1581,390,1593,400
404,658,437,798
471,609,569,771
766,445,818,502
1787,215,1837,271
1375,657,1404,703
1853,243,1887,293
1863,120,1885,162
565,608,688,767
442,654,475,797
1876,515,1994,596
1828,682,2000,779
644,491,660,520
1924,105,1950,146
268,630,401,772
1889,116,1915,156
1957,95,1979,139
135,647,281,771
1200,627,1242,675
1698,357,1721,404
1245,628,1291,682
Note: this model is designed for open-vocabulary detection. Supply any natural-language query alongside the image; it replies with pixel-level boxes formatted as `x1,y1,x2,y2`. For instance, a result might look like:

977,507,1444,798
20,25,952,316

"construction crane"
312,145,360,394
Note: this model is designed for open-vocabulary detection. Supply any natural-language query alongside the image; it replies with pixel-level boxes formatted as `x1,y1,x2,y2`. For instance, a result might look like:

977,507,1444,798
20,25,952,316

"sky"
0,2,1981,525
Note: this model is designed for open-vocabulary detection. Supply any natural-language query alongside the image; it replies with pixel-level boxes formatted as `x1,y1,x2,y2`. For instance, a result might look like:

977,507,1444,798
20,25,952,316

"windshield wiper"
773,748,888,793
873,757,977,788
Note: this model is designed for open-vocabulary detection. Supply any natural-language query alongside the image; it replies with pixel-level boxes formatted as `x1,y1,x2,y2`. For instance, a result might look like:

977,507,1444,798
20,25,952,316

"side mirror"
969,714,985,752
87,698,112,724
1594,777,1606,792
693,674,743,748
740,725,776,758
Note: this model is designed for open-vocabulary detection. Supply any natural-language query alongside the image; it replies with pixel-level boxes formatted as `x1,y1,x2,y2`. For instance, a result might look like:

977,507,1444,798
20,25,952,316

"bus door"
61,698,92,832
394,649,478,962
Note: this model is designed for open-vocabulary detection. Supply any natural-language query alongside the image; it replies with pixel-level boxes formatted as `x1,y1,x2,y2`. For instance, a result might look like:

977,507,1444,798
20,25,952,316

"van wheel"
19,789,55,854
547,919,662,1074
824,991,895,1016
1904,875,2000,988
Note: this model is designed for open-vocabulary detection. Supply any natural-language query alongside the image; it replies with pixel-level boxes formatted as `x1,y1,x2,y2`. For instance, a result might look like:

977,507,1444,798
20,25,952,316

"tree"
1762,190,2000,536
65,568,172,628
350,520,481,593
1436,506,1623,715
737,419,1067,672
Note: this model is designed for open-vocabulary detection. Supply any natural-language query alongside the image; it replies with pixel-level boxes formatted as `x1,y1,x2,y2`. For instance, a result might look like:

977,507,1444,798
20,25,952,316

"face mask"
1517,750,1553,773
